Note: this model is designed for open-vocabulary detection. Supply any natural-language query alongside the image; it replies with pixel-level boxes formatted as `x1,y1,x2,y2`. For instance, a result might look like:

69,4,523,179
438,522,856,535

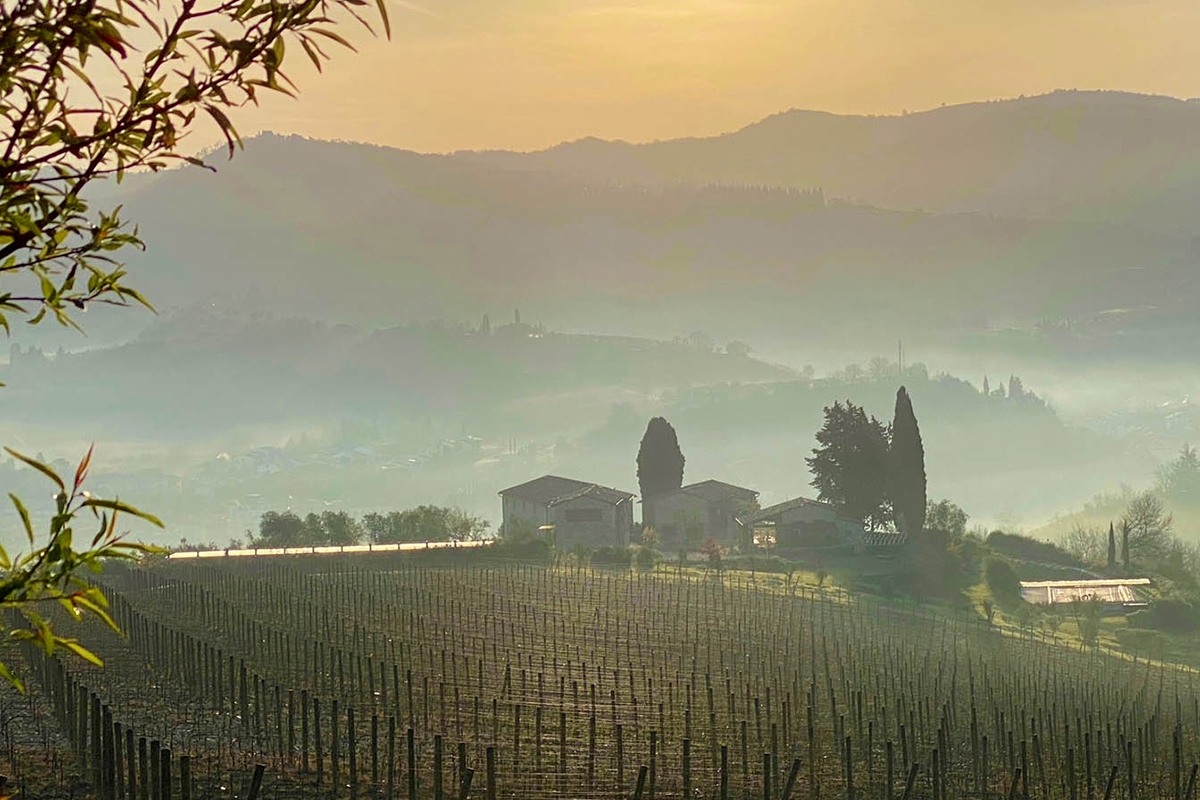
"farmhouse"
499,475,636,550
1019,578,1151,609
741,496,867,550
644,480,760,548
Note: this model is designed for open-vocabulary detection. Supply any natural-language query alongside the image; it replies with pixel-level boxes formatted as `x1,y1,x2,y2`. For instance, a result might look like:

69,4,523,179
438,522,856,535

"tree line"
632,386,929,537
806,386,927,534
245,506,490,549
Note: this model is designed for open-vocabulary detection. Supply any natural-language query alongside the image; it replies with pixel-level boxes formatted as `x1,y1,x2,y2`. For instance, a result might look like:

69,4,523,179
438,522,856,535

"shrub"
1129,599,1199,633
984,557,1021,602
635,546,657,571
723,555,793,574
491,536,553,563
591,546,633,569
1115,627,1168,655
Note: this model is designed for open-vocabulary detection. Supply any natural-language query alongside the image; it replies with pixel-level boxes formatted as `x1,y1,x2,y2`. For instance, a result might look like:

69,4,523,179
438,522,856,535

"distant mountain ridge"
462,90,1200,232
47,91,1199,355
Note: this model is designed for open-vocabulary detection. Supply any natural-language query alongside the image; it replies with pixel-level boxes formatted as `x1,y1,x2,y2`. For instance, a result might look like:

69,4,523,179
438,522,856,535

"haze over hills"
465,90,1200,233
45,93,1200,361
8,90,1200,548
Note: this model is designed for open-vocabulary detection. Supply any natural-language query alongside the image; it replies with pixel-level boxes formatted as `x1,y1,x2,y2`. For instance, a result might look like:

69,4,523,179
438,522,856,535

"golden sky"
229,0,1200,153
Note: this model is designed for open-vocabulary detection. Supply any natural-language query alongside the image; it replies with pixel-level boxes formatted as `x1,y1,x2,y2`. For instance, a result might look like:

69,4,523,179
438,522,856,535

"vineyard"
2,551,1199,800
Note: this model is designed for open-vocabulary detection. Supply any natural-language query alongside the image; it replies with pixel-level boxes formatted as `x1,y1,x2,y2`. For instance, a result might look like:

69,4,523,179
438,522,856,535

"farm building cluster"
497,473,900,555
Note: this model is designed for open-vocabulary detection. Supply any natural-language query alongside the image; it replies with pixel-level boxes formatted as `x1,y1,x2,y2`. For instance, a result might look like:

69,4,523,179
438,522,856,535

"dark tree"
806,401,892,531
255,511,307,547
889,386,927,536
1121,519,1131,571
321,511,363,546
1107,521,1117,570
637,417,686,523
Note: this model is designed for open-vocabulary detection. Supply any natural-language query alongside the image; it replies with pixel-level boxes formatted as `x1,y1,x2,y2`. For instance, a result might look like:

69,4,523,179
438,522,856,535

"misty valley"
6,10,1200,793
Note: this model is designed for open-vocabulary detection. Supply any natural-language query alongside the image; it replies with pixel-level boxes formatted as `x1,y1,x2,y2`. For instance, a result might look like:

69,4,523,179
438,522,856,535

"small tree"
1156,444,1200,503
641,526,662,549
1120,491,1172,564
925,499,968,538
321,510,363,545
254,510,307,547
700,537,723,573
1069,599,1103,649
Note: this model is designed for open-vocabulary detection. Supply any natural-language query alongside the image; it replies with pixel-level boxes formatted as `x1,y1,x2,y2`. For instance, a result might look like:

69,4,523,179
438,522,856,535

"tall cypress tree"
889,386,927,536
637,417,685,526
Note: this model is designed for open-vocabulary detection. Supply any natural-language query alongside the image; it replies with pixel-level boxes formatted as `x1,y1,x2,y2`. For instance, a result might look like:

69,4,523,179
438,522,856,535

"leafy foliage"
0,0,382,689
925,499,968,538
254,506,489,547
1156,445,1200,505
806,400,892,531
984,556,1021,603
590,546,632,569
634,545,657,571
0,0,387,335
1068,599,1103,649
1,447,161,689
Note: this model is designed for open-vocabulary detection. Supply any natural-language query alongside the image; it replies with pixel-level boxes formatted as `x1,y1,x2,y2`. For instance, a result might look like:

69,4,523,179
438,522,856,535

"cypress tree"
889,386,927,536
1107,521,1117,570
637,417,685,527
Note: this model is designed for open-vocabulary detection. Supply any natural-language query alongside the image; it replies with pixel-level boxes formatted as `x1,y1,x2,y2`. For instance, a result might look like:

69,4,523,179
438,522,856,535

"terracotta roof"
677,480,759,502
500,475,635,507
742,496,834,526
548,484,636,507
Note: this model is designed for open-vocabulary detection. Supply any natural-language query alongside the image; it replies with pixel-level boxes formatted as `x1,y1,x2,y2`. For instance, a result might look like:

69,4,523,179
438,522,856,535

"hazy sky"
230,0,1200,152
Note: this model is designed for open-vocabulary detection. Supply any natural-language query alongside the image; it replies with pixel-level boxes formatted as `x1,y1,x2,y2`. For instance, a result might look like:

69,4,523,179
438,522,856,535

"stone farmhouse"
741,496,871,550
643,480,760,548
499,475,636,550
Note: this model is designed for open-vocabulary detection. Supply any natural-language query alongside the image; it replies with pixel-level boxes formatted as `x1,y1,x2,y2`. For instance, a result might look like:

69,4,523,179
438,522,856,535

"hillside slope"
64,130,1199,353
465,91,1200,232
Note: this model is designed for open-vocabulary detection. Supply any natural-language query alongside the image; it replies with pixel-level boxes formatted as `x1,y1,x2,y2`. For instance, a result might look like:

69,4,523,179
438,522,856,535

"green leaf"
81,498,164,528
0,662,24,694
5,448,65,493
61,638,103,667
7,494,34,545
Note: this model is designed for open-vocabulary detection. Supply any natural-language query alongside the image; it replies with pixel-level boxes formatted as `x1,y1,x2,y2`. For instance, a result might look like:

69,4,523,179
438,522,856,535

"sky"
210,0,1200,152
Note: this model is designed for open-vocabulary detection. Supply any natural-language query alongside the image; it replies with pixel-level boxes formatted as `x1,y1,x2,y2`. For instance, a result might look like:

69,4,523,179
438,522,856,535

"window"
565,508,603,523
